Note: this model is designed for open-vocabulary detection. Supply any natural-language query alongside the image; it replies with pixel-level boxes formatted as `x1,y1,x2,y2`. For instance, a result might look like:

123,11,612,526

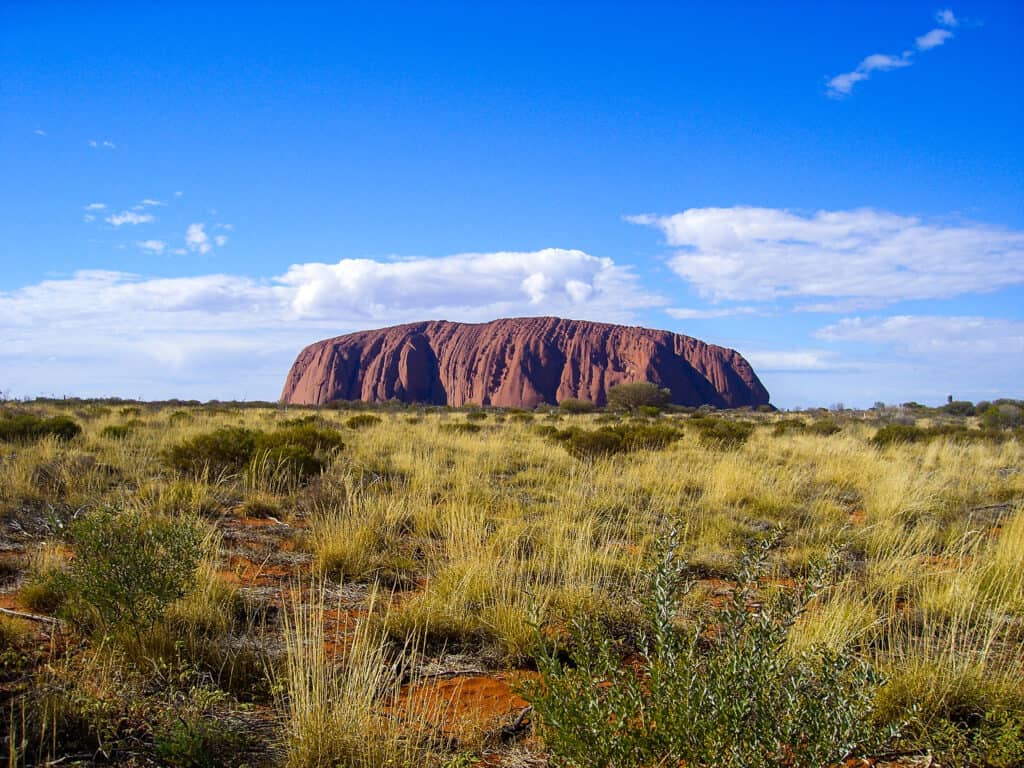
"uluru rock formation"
281,317,769,409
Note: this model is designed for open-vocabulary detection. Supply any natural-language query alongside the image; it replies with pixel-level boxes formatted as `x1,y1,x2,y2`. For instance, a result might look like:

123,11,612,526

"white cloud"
0,250,662,398
816,315,1024,360
34,129,46,136
138,199,165,207
84,203,106,210
916,28,953,50
666,306,761,320
744,350,836,372
138,240,166,253
106,211,155,226
826,10,958,97
174,191,184,198
83,214,96,223
630,207,1024,305
186,223,211,254
102,140,116,149
87,139,116,149
214,235,228,247
88,140,98,147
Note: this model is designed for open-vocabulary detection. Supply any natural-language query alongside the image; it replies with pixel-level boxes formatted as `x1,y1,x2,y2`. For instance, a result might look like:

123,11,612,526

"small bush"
439,422,482,435
166,427,260,476
0,413,82,442
807,419,841,436
346,413,382,429
523,537,895,767
690,416,755,448
61,508,204,642
553,422,681,460
559,398,597,414
465,410,488,421
606,381,672,411
100,420,143,440
871,424,927,446
153,687,256,768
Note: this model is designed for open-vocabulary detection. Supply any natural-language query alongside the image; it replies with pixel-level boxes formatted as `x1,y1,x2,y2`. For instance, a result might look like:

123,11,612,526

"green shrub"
153,687,256,767
807,419,841,436
0,413,82,442
559,398,597,414
346,413,382,429
606,381,672,411
772,418,806,436
690,417,755,448
553,423,681,460
871,424,927,446
166,427,260,476
100,419,143,440
166,424,343,481
523,538,894,767
61,508,204,643
465,410,488,421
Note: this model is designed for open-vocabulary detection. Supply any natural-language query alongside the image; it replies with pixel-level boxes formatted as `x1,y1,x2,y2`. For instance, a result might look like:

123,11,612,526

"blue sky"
1,2,1022,407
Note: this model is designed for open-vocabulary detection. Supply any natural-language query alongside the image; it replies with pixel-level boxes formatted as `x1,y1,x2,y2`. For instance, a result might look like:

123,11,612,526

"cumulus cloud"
0,250,661,399
138,240,166,253
629,207,1024,305
826,9,959,97
185,223,211,254
106,211,155,226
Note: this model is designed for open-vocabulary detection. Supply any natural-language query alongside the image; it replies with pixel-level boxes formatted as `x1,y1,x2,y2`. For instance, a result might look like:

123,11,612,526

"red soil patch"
849,509,866,525
219,554,294,587
399,672,537,738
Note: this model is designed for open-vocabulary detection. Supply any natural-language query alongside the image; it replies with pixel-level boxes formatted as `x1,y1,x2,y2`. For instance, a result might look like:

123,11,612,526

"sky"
1,1,1022,408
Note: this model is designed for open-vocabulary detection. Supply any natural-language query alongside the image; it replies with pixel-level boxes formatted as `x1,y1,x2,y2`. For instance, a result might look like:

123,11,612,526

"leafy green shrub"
606,381,672,411
523,538,894,767
562,428,625,459
559,398,597,414
690,416,755,448
871,424,927,446
346,413,382,429
942,400,976,417
772,418,806,436
0,413,82,442
166,424,343,481
100,419,143,440
807,419,841,436
166,427,260,476
465,410,488,421
61,508,204,643
552,423,681,460
981,403,1023,430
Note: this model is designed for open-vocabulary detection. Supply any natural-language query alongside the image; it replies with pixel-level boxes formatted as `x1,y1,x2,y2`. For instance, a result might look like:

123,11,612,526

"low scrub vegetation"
0,398,1021,766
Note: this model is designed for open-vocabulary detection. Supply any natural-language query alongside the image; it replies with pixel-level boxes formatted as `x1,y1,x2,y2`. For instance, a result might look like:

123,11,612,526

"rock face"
280,317,770,409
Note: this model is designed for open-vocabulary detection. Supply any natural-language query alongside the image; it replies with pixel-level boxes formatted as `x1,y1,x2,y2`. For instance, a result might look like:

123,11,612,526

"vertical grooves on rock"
280,317,770,408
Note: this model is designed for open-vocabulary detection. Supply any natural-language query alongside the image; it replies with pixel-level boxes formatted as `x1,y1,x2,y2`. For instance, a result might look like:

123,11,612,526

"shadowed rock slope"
281,317,770,409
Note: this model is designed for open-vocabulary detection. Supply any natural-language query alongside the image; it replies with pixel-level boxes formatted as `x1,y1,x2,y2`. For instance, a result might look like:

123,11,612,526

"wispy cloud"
87,139,116,149
826,9,959,97
33,128,46,136
629,207,1024,306
817,315,1024,361
84,203,106,211
106,211,155,226
666,306,761,320
214,235,228,247
132,199,165,209
137,240,166,253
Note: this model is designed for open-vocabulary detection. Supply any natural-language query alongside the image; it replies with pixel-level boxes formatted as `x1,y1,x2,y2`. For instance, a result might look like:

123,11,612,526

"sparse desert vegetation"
1,398,1022,766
